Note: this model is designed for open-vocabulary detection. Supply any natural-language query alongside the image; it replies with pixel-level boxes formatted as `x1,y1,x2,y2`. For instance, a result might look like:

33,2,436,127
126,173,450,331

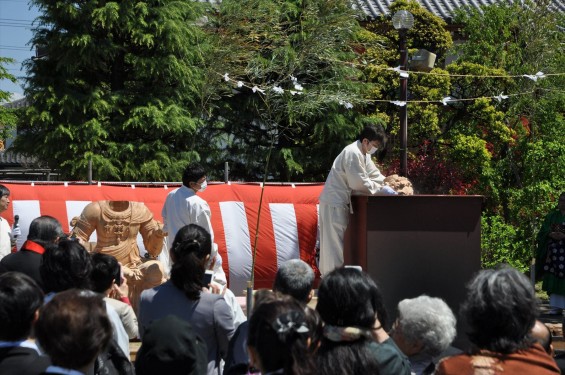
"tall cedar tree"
14,0,211,180
0,57,18,146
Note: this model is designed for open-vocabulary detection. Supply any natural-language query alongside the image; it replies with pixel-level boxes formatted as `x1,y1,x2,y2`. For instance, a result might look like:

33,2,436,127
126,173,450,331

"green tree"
453,0,565,271
358,0,564,270
0,57,18,144
13,0,213,180
198,0,367,181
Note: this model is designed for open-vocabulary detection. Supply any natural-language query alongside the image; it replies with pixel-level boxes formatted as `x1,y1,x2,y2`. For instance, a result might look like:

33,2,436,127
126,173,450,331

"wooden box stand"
343,195,483,349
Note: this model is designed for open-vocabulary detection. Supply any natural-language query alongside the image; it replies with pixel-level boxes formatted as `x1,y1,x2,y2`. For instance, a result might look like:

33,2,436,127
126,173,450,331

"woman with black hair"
247,295,316,375
138,224,235,375
315,267,410,375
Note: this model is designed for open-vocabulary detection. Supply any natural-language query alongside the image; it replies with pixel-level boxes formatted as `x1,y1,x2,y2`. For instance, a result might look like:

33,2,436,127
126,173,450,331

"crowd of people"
0,173,564,374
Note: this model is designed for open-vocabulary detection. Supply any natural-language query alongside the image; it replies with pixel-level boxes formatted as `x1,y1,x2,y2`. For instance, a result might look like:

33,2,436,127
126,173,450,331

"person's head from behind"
170,224,212,300
90,253,120,294
248,295,315,375
27,215,65,247
315,267,385,374
357,125,387,156
391,295,456,357
0,272,44,341
182,163,207,192
530,320,553,355
40,239,92,293
35,289,112,371
462,265,537,354
317,267,387,329
135,315,207,375
273,259,315,303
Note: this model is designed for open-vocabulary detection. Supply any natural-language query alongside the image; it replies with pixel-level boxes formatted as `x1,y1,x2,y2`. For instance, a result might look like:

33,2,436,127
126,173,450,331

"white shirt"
0,217,12,260
161,185,226,283
105,301,130,357
319,140,386,208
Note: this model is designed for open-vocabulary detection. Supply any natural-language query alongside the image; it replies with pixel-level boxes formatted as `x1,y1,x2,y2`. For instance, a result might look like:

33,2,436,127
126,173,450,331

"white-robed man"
161,162,227,284
318,125,397,276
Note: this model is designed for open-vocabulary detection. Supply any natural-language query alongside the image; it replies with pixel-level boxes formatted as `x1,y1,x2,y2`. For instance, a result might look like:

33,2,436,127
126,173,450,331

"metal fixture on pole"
392,10,414,177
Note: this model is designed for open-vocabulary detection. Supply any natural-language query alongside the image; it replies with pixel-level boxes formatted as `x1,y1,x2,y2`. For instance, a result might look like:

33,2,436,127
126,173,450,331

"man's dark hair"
90,253,120,293
357,125,387,145
273,259,314,303
0,272,44,341
41,239,92,293
0,184,10,197
28,215,65,247
35,289,112,369
182,163,206,187
461,265,537,354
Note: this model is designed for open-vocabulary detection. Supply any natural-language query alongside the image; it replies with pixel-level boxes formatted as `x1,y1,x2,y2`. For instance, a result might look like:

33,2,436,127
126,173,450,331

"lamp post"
392,10,414,177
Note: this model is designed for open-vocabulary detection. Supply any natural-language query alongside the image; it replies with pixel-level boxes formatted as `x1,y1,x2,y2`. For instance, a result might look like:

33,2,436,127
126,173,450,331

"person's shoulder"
435,352,471,373
0,251,15,265
0,347,50,375
0,250,31,268
343,140,359,151
141,281,166,295
167,186,183,196
105,296,129,311
200,291,224,302
199,292,230,310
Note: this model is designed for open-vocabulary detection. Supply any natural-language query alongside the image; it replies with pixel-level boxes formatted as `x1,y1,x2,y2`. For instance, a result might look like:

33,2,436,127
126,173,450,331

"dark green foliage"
14,0,212,180
0,57,18,143
199,0,367,181
453,0,565,271
361,0,564,271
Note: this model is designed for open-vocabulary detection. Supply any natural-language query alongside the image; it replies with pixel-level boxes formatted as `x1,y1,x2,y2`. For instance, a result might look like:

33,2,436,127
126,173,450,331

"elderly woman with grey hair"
390,295,456,375
436,265,560,374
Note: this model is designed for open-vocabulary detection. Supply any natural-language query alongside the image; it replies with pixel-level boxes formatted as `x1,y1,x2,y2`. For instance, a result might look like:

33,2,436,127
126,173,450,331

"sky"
0,0,40,101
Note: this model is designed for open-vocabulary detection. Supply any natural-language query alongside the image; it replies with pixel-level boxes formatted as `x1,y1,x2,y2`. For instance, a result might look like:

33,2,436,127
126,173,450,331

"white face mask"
367,145,378,155
199,180,208,192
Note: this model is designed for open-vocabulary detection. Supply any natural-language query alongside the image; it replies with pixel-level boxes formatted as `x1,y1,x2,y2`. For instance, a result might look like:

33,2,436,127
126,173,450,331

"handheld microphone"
13,215,19,238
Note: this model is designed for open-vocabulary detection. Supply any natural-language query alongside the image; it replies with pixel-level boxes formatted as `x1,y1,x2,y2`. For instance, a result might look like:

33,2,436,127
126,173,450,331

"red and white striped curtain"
1,182,322,294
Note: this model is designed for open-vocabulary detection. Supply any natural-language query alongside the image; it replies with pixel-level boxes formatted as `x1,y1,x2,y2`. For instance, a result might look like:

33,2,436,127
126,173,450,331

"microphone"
13,215,19,238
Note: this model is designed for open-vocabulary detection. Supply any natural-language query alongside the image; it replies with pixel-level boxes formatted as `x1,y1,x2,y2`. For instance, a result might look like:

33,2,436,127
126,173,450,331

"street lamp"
392,10,414,177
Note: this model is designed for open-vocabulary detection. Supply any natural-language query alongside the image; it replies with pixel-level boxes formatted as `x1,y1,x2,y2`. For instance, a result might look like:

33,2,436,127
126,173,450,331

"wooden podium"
343,195,483,349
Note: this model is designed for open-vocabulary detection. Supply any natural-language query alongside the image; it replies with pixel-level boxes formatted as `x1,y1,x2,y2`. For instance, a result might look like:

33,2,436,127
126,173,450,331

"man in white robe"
318,126,397,276
161,163,227,284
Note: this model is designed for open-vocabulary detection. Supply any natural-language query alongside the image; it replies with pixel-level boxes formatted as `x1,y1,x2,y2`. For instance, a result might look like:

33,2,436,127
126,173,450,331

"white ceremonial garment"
161,185,227,283
0,218,12,261
318,140,387,276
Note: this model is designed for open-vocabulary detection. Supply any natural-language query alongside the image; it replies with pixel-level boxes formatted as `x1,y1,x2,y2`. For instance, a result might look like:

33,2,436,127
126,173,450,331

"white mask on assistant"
367,144,378,155
199,180,208,192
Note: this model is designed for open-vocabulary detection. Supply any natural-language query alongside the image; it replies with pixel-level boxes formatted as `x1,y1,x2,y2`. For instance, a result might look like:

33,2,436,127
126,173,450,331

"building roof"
351,0,565,20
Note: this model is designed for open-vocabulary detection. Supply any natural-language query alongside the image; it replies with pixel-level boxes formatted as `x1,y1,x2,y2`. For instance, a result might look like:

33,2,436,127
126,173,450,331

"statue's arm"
140,219,166,258
70,202,100,248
